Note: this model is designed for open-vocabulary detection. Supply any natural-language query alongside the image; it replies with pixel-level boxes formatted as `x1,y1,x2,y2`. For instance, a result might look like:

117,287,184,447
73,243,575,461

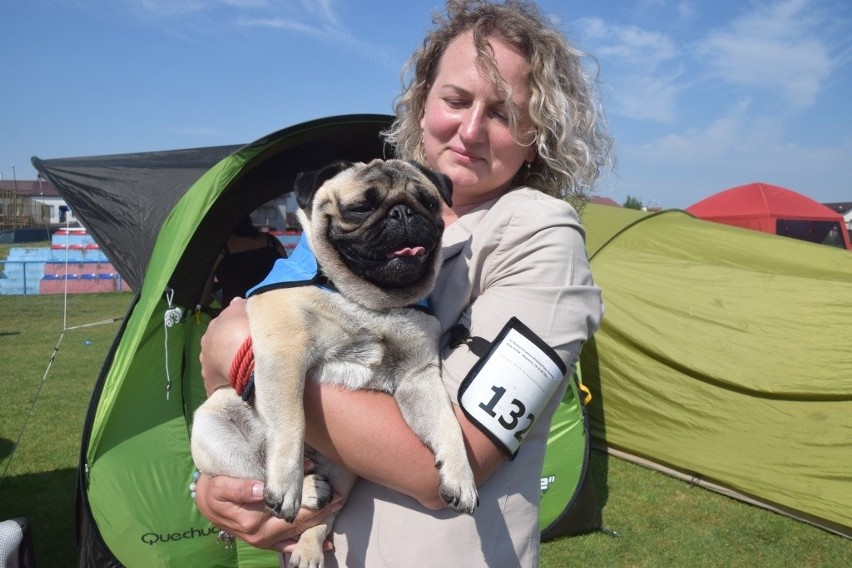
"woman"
195,1,612,565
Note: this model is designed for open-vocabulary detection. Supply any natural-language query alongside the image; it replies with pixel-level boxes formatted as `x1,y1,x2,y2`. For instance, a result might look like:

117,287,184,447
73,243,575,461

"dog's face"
294,159,453,310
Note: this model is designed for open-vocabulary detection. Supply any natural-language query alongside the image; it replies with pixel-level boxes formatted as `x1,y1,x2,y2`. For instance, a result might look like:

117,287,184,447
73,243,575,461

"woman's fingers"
195,474,343,552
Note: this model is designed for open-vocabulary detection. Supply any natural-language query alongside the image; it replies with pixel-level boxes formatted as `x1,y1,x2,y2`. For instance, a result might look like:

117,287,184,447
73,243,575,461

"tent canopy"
32,145,242,290
686,182,851,249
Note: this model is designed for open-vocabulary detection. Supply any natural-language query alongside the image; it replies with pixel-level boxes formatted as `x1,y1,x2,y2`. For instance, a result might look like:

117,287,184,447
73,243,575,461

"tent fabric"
538,374,598,539
34,115,596,566
686,182,851,249
580,204,852,537
32,145,243,290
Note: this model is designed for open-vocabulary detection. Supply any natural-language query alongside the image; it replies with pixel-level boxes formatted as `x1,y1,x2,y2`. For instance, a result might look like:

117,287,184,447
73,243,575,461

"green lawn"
0,292,849,567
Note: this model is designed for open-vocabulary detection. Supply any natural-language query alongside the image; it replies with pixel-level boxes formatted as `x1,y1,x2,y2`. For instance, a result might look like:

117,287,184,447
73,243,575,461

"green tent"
580,204,852,538
33,114,596,566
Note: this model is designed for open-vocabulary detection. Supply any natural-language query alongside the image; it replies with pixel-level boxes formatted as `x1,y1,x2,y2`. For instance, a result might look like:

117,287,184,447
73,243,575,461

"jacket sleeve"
440,190,603,397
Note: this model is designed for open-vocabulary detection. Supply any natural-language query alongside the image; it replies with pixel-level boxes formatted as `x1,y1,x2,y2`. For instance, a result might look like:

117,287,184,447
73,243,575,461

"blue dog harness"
247,233,431,307
247,234,333,297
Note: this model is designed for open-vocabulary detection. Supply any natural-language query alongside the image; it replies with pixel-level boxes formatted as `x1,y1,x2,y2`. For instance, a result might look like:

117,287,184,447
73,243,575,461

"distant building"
590,196,621,207
0,178,79,228
823,202,852,232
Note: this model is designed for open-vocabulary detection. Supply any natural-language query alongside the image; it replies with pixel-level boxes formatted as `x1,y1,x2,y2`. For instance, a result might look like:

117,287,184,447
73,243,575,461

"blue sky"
3,0,851,209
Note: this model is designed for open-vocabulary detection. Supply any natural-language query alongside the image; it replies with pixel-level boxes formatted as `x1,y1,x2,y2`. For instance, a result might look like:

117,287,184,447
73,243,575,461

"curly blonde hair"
384,0,613,205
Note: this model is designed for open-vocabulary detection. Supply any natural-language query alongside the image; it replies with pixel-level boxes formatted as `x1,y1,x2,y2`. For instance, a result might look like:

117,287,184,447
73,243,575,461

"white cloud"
106,0,397,69
220,0,270,7
612,73,682,122
235,0,343,36
694,0,837,108
128,0,271,16
235,3,396,69
676,1,697,23
119,1,192,18
577,17,682,122
300,0,342,30
579,0,850,127
578,17,677,71
630,96,852,180
632,98,755,163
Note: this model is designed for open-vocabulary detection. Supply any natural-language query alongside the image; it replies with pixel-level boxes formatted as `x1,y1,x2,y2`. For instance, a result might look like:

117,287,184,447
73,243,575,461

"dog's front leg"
394,360,479,515
248,294,311,522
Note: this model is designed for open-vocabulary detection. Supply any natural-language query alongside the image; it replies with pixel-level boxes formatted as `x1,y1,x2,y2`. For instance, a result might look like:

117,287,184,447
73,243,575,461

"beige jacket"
326,188,603,567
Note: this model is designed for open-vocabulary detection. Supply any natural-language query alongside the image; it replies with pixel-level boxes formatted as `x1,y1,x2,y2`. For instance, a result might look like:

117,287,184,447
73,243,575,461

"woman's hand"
194,472,342,553
200,297,251,395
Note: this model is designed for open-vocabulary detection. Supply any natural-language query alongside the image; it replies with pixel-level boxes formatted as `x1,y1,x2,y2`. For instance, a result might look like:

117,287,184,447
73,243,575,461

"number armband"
458,317,567,458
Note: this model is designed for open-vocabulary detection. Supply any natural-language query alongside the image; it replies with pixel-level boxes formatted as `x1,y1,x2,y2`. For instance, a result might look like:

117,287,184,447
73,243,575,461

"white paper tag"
458,318,566,457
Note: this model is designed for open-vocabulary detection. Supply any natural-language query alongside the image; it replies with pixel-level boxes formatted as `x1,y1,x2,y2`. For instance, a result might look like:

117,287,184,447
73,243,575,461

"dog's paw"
264,483,303,523
287,526,327,568
301,474,334,510
437,461,479,515
439,480,479,515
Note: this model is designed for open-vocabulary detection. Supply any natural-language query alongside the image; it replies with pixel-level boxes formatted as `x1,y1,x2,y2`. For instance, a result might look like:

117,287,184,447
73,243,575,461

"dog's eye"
417,188,439,211
345,187,383,217
346,202,374,215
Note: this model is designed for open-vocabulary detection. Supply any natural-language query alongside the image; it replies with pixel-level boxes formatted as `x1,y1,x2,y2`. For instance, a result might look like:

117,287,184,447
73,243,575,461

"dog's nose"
388,204,414,220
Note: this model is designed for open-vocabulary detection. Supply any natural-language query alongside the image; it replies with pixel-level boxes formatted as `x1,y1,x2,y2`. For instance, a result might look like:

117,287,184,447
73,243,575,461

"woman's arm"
198,299,506,510
302,381,504,509
199,297,250,393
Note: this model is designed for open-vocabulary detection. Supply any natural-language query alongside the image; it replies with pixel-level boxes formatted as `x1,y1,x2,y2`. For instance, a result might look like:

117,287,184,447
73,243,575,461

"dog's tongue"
388,246,426,258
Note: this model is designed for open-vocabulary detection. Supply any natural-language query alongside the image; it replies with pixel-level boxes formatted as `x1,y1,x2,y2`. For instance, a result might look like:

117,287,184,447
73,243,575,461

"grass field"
1,291,850,567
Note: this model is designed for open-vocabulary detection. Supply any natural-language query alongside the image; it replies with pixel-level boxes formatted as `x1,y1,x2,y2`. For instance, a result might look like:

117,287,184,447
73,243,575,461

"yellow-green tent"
581,204,852,537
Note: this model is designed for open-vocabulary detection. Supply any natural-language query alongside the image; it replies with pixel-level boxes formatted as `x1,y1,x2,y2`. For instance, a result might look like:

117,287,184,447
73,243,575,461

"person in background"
201,215,287,309
194,0,613,565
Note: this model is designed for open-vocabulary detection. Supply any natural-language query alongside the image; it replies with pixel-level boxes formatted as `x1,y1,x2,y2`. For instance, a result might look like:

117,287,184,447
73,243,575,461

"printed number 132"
478,385,534,442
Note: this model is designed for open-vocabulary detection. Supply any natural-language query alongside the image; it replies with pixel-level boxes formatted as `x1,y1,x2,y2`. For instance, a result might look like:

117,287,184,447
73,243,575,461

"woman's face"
420,31,536,211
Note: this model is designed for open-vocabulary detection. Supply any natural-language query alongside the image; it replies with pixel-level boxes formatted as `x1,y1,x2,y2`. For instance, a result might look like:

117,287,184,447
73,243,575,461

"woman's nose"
459,105,486,143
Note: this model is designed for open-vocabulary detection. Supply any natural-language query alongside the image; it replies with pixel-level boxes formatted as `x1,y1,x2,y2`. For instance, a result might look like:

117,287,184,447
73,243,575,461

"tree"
623,195,643,210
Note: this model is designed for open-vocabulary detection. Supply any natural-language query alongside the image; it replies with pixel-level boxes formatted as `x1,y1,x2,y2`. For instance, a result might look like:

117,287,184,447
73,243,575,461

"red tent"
686,182,851,250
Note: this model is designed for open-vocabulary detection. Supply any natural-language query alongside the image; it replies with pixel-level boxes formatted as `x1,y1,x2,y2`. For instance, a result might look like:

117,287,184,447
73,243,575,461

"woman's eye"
489,108,509,122
444,98,468,109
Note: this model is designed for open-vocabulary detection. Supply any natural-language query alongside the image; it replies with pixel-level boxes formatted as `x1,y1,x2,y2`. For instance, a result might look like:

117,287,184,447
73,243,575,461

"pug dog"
191,159,479,568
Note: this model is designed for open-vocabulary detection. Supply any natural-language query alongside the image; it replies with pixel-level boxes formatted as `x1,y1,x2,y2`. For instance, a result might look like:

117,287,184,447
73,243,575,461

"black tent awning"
33,145,242,290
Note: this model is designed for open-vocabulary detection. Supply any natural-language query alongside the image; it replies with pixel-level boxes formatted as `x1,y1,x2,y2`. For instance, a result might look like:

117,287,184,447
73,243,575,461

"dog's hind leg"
191,388,266,480
287,521,333,568
288,456,356,568
286,483,334,568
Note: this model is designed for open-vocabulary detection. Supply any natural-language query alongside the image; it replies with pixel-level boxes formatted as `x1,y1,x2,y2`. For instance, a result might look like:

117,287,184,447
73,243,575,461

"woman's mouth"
449,147,482,163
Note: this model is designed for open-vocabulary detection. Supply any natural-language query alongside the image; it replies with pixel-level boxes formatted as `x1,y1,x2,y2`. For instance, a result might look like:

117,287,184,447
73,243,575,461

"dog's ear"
294,160,355,209
408,161,453,207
